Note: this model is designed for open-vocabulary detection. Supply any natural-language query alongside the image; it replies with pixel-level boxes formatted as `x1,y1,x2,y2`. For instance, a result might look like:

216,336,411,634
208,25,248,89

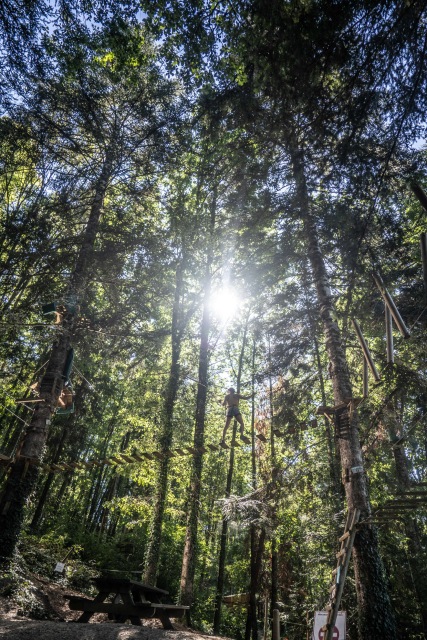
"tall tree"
0,41,177,557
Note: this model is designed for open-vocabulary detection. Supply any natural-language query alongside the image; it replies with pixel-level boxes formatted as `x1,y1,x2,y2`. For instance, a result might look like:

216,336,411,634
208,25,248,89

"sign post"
312,611,346,640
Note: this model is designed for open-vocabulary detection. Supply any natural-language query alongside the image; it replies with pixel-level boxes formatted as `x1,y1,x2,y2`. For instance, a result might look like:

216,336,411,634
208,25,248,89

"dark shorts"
226,406,241,418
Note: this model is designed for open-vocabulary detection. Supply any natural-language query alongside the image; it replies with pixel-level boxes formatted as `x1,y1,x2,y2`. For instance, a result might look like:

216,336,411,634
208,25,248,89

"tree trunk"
53,471,73,511
0,145,116,559
268,340,278,618
388,401,427,633
213,319,248,634
313,334,342,501
87,465,107,529
291,144,397,640
30,426,67,530
144,258,186,584
179,191,216,608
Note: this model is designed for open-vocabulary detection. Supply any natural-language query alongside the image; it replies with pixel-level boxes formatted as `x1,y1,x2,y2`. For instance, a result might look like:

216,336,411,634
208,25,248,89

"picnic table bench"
64,577,189,628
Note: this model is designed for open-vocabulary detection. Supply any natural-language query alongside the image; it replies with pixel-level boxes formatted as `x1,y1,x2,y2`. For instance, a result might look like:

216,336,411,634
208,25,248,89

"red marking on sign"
319,628,339,640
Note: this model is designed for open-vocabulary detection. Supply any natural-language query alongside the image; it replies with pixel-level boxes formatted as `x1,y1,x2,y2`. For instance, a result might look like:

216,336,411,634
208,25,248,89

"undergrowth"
0,532,99,619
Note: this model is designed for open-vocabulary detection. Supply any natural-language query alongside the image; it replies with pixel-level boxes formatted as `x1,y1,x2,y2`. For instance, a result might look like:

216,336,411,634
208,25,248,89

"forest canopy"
1,2,427,639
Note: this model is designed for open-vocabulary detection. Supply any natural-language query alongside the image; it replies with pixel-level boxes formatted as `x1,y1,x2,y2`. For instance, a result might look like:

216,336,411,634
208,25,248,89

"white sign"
54,562,65,573
312,611,346,640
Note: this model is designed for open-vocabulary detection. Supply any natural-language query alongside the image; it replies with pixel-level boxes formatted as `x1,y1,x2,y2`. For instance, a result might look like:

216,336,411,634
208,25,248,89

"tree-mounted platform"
316,398,364,416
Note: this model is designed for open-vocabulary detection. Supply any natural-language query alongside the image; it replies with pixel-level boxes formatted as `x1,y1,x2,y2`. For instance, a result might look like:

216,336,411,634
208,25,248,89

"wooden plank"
51,464,64,472
74,590,110,623
387,499,427,504
142,453,154,461
41,465,55,473
351,318,381,381
336,548,347,559
66,598,187,618
385,304,394,364
91,578,170,595
120,455,135,463
207,444,218,451
338,531,350,543
197,446,208,453
343,397,363,406
165,451,175,458
185,447,197,455
240,435,251,444
101,458,113,466
80,460,93,469
325,509,360,640
420,231,427,303
219,441,229,449
61,462,74,471
174,449,187,456
89,459,103,467
310,419,318,429
70,462,83,470
152,452,164,460
110,456,124,465
363,356,369,398
131,453,144,462
373,272,410,339
16,398,45,403
256,433,267,442
396,491,427,496
273,429,283,437
315,406,335,415
382,502,422,508
230,440,240,447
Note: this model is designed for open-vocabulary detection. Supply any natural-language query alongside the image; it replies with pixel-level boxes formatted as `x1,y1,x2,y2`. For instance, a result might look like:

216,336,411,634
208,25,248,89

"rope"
72,365,96,391
1,389,34,412
0,402,30,426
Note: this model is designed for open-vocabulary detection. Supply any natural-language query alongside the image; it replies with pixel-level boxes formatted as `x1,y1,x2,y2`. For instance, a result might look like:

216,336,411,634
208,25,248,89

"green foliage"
3,3,427,638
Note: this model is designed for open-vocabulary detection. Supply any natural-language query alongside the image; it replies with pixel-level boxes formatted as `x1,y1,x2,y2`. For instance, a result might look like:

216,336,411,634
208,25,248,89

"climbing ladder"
322,508,360,640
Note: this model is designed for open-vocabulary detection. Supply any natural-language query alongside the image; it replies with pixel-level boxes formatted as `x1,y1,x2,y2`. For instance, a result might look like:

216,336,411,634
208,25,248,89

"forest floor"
0,577,225,639
0,540,228,640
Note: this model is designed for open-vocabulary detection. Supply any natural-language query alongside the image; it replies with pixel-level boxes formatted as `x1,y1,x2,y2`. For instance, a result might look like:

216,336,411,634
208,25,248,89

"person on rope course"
219,387,255,445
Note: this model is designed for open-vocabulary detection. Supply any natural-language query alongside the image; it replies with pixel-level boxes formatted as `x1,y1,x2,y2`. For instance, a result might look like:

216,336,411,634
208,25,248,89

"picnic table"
64,577,189,627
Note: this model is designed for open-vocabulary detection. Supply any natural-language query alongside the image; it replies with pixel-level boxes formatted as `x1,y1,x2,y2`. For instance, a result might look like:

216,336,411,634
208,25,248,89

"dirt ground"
0,573,227,640
0,622,228,640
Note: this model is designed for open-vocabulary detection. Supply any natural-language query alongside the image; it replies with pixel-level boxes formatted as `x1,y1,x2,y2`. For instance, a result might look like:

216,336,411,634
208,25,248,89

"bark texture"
0,145,116,558
144,259,185,585
179,194,216,607
291,145,397,640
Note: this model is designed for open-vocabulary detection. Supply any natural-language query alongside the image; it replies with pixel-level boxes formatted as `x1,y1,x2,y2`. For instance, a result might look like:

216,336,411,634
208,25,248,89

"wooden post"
272,609,280,640
324,509,360,640
362,356,369,398
420,232,427,304
372,272,410,338
351,319,381,381
263,597,269,640
385,304,394,364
